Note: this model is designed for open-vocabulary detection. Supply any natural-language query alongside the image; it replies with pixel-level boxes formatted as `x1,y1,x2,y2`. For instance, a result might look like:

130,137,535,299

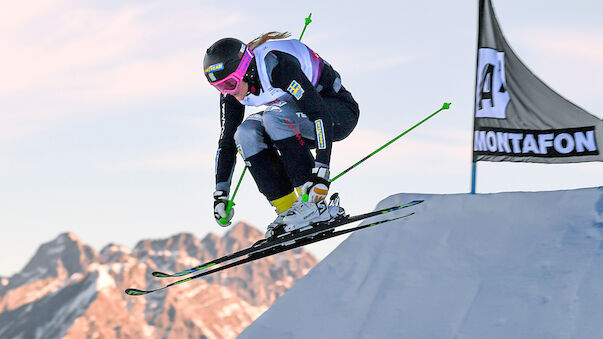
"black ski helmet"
203,38,247,83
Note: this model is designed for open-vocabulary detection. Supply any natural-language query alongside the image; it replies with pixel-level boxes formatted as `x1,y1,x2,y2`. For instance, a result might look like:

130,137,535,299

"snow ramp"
239,187,603,339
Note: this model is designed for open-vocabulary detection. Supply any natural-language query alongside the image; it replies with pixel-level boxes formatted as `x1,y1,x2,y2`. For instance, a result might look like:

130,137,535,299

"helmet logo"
204,62,224,74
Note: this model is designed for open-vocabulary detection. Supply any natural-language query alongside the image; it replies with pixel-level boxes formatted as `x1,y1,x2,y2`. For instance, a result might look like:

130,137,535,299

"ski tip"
404,199,423,205
152,271,170,278
125,288,149,296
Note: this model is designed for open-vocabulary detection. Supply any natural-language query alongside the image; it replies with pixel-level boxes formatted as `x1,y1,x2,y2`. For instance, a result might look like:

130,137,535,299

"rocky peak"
164,233,203,258
2,232,97,295
200,233,221,258
224,221,263,250
132,233,206,272
133,233,199,256
99,244,132,264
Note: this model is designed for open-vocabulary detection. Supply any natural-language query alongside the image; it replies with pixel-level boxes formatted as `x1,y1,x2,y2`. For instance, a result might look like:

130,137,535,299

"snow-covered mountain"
0,222,317,339
240,187,603,339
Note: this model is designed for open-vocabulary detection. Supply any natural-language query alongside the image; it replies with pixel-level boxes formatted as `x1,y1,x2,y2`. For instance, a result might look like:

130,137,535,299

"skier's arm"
268,51,333,166
215,94,245,193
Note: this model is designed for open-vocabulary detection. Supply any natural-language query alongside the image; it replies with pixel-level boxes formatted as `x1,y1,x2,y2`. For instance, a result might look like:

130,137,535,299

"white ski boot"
265,194,346,239
326,193,346,220
281,198,330,233
281,193,346,233
265,211,287,238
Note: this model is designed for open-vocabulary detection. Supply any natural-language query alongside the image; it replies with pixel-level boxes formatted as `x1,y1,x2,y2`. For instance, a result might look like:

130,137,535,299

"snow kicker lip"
125,200,423,296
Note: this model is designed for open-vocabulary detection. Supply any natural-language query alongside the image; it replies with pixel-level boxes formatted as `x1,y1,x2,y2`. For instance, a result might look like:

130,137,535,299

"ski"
125,211,415,296
151,200,423,279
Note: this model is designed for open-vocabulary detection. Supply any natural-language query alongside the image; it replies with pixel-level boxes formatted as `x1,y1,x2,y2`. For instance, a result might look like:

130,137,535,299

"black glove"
301,166,330,203
213,190,234,227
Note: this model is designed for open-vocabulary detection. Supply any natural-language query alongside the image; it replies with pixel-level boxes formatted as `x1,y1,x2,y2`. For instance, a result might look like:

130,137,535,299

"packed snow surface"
240,188,603,339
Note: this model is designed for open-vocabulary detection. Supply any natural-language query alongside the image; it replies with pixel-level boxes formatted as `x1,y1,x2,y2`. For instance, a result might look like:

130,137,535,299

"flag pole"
470,0,485,194
471,162,477,194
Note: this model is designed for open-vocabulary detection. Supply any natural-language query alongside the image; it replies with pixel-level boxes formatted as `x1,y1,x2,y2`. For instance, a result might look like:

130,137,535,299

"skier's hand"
301,166,330,203
213,190,234,227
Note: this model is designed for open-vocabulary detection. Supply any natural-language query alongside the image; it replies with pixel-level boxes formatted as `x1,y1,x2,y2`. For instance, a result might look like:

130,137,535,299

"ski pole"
302,102,450,202
330,102,451,183
219,167,247,225
299,13,312,40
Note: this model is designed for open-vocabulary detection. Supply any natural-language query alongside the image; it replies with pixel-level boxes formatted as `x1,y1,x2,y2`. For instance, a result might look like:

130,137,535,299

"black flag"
472,0,603,163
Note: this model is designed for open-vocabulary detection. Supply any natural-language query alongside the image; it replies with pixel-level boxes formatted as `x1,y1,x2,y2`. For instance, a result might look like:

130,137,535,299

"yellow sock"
271,191,297,214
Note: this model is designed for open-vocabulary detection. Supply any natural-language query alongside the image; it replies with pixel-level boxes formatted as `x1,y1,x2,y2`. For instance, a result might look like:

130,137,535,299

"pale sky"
1,0,601,276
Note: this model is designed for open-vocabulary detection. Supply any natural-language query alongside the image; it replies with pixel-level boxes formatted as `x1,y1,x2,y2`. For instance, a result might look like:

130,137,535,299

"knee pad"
234,118,267,159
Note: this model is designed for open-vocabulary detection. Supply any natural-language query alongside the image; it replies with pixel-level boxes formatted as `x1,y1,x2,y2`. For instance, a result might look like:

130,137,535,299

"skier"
203,32,359,238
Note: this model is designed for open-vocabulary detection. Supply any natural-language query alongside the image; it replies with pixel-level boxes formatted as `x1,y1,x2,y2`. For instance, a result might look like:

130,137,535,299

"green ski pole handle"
299,13,312,41
218,167,246,225
219,200,235,225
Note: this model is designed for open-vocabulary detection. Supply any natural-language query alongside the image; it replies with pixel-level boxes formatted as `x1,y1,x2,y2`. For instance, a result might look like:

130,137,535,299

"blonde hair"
247,31,291,50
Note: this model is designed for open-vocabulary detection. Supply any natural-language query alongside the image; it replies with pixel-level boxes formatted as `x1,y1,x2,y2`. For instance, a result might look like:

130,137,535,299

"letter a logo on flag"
475,48,509,119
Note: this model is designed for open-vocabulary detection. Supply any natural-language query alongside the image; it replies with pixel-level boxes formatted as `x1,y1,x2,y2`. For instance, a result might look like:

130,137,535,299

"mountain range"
0,221,317,339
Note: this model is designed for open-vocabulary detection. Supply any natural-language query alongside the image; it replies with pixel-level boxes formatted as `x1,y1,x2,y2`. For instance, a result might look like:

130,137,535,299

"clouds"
503,24,603,114
331,126,470,179
114,149,209,172
3,3,150,95
0,1,245,142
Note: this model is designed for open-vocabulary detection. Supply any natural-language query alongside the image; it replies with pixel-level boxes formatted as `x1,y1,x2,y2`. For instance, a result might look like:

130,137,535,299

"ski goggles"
208,47,254,95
